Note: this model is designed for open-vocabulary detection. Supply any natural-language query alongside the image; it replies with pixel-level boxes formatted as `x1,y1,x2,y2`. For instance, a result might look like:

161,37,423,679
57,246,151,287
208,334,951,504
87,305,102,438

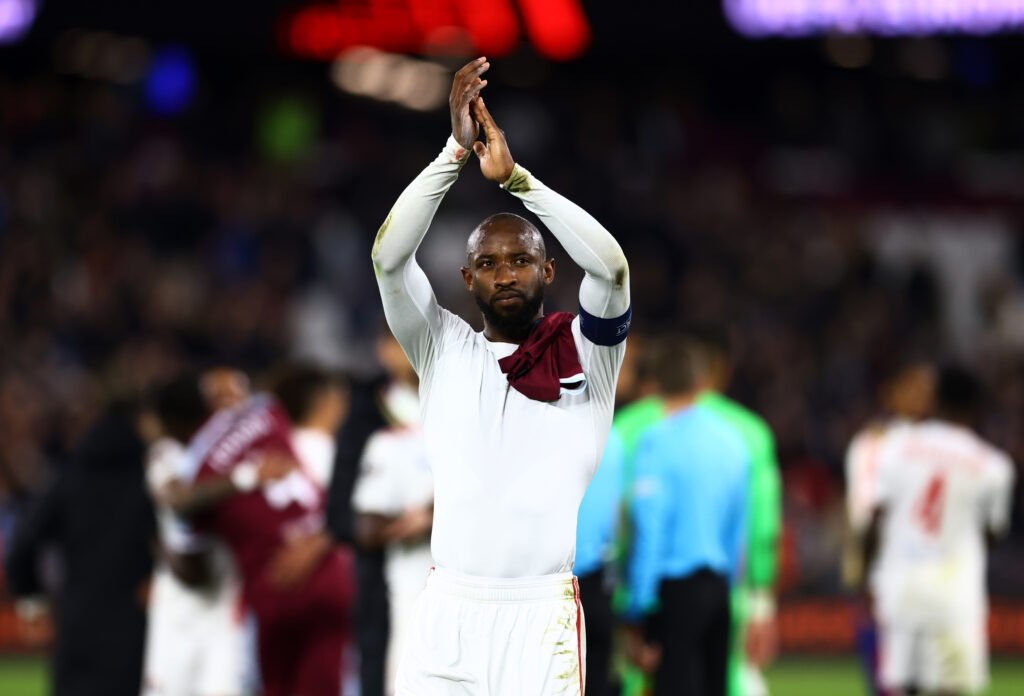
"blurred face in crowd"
462,214,554,343
881,364,936,421
377,333,417,386
305,383,348,435
200,367,250,411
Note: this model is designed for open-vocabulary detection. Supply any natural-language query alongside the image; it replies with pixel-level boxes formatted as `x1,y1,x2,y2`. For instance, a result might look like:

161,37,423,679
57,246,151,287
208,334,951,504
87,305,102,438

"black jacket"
6,402,156,696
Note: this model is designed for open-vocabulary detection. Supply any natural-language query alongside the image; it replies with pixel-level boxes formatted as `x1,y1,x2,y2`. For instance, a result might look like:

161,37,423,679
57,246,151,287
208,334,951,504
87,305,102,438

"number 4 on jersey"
916,472,946,535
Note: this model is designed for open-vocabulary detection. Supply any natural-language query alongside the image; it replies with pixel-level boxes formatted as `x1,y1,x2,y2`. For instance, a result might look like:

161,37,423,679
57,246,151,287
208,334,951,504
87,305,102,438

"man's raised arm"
371,58,489,371
471,98,630,327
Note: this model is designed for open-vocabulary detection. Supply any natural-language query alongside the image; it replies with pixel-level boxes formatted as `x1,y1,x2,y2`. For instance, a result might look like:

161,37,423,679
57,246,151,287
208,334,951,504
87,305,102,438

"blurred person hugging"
162,368,356,696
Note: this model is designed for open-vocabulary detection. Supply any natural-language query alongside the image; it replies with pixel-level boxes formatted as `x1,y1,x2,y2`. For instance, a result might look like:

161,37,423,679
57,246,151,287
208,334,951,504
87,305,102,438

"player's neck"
662,392,698,414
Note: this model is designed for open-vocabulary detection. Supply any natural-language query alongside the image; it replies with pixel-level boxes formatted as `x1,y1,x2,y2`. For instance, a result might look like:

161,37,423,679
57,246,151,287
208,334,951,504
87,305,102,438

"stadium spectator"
625,335,749,696
4,398,155,696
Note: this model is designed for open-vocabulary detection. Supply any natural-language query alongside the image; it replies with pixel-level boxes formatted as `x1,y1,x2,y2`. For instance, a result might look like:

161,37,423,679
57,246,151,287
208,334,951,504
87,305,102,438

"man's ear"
461,266,473,291
544,258,555,285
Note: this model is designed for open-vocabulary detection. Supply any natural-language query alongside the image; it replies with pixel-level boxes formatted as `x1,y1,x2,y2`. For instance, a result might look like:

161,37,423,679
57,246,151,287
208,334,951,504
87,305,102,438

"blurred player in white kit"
352,332,433,695
372,58,630,696
844,360,935,696
142,368,250,696
864,366,1015,696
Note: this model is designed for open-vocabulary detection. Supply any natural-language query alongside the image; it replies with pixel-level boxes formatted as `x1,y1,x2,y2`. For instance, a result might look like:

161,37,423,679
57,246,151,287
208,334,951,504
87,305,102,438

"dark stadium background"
2,0,1024,692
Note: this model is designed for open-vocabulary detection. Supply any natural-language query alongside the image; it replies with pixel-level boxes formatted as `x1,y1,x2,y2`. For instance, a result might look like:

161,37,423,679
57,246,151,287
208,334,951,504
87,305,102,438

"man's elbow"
610,259,629,291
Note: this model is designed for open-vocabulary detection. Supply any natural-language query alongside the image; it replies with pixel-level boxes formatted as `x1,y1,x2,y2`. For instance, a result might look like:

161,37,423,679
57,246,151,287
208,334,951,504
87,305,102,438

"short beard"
475,290,544,343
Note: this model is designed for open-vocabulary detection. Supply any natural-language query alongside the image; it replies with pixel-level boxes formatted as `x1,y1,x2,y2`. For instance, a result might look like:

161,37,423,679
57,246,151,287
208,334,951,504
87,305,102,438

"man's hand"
265,531,332,589
256,452,296,486
745,617,779,667
386,505,433,543
624,625,662,674
450,57,490,150
471,97,516,184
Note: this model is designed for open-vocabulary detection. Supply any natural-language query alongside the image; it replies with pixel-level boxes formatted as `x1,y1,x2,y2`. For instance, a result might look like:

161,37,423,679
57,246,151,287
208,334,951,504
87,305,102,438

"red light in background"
283,0,590,62
455,0,520,57
288,6,346,61
517,0,590,61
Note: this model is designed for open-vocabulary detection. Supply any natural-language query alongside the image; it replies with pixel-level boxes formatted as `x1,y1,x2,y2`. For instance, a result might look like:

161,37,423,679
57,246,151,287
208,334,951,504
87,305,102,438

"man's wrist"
445,135,472,165
498,164,529,194
748,589,776,621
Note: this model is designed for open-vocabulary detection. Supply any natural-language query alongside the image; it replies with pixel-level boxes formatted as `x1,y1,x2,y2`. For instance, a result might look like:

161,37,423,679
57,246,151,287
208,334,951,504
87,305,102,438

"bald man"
371,58,631,696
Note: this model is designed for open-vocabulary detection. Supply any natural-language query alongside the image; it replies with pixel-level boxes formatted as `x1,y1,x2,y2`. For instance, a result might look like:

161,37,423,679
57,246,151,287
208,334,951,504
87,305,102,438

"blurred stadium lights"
0,0,36,44
330,47,449,111
257,97,320,162
53,30,151,84
725,0,1024,36
285,0,589,62
144,47,197,115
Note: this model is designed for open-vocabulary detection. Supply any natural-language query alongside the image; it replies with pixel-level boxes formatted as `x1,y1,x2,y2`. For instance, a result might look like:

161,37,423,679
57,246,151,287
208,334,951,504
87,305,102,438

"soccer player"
167,374,356,696
352,332,432,696
271,364,348,490
371,57,630,696
865,366,1015,696
626,335,749,696
142,374,247,696
844,360,935,696
690,325,782,696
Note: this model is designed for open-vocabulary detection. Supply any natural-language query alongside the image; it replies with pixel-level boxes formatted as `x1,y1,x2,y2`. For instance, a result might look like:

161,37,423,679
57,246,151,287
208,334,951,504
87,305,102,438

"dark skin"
450,60,553,343
461,222,554,343
354,507,434,551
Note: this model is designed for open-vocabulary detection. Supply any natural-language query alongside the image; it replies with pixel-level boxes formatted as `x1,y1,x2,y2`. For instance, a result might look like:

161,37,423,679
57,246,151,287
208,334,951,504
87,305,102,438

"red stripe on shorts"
573,577,584,695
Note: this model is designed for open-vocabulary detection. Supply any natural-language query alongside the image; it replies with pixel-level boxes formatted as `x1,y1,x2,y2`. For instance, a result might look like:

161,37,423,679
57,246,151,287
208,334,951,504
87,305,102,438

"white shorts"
396,567,586,696
879,618,988,694
143,572,247,696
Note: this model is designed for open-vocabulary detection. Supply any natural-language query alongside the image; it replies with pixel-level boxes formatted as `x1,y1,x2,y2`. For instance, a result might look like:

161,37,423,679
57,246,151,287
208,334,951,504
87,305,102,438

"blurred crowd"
2,62,1023,599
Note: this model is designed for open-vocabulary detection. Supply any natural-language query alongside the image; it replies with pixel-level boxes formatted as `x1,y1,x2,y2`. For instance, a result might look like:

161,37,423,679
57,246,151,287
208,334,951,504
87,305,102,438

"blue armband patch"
579,305,631,346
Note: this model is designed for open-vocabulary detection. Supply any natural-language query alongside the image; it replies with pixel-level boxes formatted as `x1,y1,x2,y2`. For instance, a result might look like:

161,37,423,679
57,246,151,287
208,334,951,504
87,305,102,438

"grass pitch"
2,655,1023,695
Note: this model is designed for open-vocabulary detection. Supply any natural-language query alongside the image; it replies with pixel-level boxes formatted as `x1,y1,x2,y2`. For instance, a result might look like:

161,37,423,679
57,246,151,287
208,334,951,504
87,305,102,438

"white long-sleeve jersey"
871,420,1014,624
372,136,630,578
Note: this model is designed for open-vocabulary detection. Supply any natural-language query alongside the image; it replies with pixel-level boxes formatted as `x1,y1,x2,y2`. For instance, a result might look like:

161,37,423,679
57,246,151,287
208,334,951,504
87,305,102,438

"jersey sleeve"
744,423,777,589
983,452,1015,536
501,165,630,323
845,429,886,534
372,137,471,378
351,433,402,516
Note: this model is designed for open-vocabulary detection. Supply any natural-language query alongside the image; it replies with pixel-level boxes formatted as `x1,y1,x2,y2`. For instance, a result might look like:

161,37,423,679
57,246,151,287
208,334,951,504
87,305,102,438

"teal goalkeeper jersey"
698,392,782,590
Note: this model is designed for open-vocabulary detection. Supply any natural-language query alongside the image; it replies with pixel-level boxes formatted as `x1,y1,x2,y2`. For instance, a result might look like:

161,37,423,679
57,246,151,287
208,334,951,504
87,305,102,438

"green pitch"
1,656,1023,695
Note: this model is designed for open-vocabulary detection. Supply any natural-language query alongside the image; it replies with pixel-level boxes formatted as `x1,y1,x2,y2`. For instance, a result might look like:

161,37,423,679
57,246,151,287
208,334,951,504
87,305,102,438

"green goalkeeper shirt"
698,391,781,590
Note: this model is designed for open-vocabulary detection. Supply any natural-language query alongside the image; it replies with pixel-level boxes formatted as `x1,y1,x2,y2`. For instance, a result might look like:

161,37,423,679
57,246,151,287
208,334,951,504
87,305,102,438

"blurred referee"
624,336,749,696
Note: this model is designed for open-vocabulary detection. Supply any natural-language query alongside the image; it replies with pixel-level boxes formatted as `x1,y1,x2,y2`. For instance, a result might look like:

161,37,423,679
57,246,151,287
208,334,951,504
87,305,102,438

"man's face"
461,225,554,340
200,368,250,411
883,365,936,420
